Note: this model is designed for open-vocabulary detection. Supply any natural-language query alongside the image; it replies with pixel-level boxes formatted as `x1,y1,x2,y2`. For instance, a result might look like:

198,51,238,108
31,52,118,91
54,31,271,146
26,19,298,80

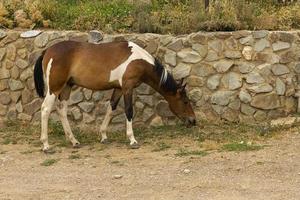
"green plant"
175,148,208,157
222,142,263,152
40,158,58,166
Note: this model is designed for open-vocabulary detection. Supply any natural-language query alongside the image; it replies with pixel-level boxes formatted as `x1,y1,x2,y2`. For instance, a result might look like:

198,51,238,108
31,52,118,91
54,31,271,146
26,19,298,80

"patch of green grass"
40,159,58,166
222,142,263,152
175,149,208,157
2,138,11,145
152,142,171,152
68,154,81,159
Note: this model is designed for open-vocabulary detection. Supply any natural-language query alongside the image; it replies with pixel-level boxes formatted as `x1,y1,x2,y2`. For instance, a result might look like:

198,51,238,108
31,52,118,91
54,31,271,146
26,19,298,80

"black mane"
154,58,178,93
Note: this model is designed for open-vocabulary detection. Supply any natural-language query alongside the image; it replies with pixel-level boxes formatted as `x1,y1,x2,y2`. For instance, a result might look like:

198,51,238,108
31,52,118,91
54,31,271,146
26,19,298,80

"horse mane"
153,58,178,93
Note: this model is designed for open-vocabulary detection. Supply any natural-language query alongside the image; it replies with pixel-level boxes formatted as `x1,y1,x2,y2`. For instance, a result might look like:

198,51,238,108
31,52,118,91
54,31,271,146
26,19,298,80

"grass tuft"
152,142,171,152
175,149,208,157
40,159,58,166
68,154,81,159
222,142,263,152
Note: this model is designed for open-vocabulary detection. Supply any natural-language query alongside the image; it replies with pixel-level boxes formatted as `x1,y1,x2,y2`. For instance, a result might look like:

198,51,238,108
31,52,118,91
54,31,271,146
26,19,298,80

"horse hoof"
130,142,140,149
100,138,110,144
73,143,81,149
42,148,56,154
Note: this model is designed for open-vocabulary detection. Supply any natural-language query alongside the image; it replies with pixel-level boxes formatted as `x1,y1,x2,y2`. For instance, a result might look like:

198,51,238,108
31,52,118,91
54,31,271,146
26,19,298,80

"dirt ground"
0,125,300,200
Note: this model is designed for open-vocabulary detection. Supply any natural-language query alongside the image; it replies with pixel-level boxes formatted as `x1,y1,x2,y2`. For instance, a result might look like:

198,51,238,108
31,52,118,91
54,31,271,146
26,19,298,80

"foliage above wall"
1,0,300,34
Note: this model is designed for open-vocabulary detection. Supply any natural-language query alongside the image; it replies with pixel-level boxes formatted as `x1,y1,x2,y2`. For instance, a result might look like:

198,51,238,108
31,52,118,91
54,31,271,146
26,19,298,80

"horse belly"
71,68,120,91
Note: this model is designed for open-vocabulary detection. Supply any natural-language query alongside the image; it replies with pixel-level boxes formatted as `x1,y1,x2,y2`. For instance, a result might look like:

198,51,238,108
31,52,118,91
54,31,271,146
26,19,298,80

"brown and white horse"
34,40,196,152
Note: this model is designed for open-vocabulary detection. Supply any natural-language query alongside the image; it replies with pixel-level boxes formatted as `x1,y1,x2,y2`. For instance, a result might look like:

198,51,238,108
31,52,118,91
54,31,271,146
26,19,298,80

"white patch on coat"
41,58,56,151
159,68,168,87
109,42,155,86
46,58,53,94
126,119,137,145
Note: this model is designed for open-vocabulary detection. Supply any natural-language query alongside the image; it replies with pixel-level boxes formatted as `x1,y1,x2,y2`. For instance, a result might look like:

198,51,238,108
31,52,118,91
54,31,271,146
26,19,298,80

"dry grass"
0,0,300,32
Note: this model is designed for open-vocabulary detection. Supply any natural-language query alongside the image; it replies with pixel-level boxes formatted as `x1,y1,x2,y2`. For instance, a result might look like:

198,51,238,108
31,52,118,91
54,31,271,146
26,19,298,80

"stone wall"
1,30,300,129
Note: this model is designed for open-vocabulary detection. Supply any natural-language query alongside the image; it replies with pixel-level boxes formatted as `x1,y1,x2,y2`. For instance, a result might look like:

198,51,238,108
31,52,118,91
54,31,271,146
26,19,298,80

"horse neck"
142,67,174,101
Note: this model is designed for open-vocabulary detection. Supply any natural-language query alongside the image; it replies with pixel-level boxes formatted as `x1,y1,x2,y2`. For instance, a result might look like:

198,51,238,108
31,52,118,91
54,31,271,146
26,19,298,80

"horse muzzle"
185,117,196,127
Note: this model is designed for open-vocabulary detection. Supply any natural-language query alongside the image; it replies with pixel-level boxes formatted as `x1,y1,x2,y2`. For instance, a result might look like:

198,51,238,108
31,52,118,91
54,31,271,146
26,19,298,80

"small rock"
20,30,42,38
69,90,84,105
88,30,103,43
34,32,49,48
205,50,220,62
191,63,215,77
150,116,163,127
16,58,29,69
208,40,223,53
0,92,11,105
252,30,268,39
191,43,207,58
239,90,252,103
71,107,82,121
172,63,191,79
248,83,273,93
238,62,255,74
242,46,253,60
275,78,285,95
167,39,183,52
254,39,270,52
164,50,177,66
189,89,202,102
183,169,191,174
272,41,291,52
213,60,234,73
113,175,123,179
9,79,24,91
207,74,221,90
0,31,7,39
211,91,235,106
224,50,241,59
177,49,202,63
271,64,290,75
239,35,254,45
250,92,280,110
221,72,242,90
78,102,95,113
0,67,10,79
246,72,265,84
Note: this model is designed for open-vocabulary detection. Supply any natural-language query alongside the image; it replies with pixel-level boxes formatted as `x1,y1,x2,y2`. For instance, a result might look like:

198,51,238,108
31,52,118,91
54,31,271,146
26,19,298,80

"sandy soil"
0,131,300,200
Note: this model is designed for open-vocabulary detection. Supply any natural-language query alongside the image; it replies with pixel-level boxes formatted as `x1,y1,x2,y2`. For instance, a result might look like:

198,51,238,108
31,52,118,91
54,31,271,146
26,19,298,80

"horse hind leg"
56,85,80,148
100,88,122,143
41,92,56,152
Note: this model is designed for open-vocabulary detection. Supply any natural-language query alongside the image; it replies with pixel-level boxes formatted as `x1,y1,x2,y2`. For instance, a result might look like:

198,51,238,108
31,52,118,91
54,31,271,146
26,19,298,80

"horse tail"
34,51,46,98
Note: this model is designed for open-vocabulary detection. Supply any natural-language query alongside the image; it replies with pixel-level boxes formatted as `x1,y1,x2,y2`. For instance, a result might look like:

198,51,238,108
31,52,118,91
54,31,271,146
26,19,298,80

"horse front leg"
100,88,122,143
123,88,139,149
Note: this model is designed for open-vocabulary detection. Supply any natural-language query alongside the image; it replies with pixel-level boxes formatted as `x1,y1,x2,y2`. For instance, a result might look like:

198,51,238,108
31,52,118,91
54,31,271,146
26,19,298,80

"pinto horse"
34,40,196,152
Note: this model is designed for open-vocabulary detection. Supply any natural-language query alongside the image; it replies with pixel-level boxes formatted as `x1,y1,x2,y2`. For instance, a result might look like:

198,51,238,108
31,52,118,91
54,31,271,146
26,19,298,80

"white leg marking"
41,93,55,151
100,103,113,142
56,100,80,146
109,42,155,87
40,58,55,151
126,119,137,145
